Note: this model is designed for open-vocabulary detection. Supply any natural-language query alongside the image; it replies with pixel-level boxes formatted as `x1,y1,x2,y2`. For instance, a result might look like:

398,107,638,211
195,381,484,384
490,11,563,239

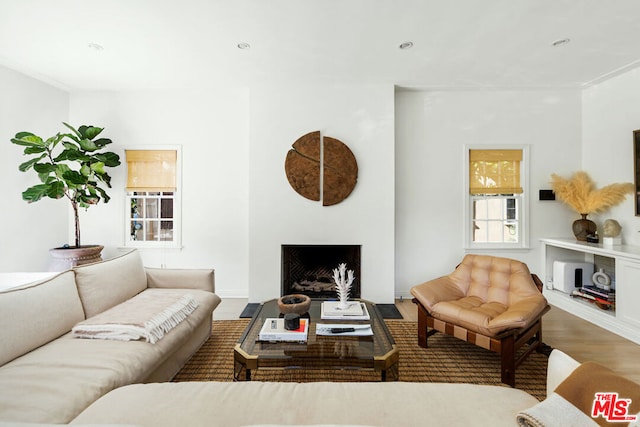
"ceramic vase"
48,245,104,271
572,214,597,242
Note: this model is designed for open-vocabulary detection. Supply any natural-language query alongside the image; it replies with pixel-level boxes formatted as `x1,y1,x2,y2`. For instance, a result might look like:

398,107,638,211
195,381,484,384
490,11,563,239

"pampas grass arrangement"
550,171,634,215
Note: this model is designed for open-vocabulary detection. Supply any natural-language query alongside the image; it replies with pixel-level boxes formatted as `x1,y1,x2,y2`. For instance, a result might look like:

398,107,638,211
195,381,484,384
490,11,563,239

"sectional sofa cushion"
0,288,218,424
71,381,540,427
74,250,147,318
146,267,215,292
0,271,84,366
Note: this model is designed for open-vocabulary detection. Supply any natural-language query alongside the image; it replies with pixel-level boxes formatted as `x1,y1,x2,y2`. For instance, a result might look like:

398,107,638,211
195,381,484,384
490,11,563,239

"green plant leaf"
62,122,81,139
61,141,80,150
37,171,51,183
45,133,64,148
55,163,71,176
78,191,100,205
47,181,66,199
23,146,47,155
78,138,99,152
62,170,88,185
90,161,106,175
78,125,103,140
22,184,48,202
61,132,80,143
92,171,112,186
54,149,90,162
22,183,64,202
80,164,91,176
33,163,56,174
18,155,45,172
14,131,37,139
11,134,43,147
95,186,110,203
94,152,121,167
92,138,112,148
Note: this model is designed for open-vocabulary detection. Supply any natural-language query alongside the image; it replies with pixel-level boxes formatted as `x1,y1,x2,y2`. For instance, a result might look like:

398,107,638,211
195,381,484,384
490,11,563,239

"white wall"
0,65,69,271
248,84,396,303
68,89,250,298
394,88,583,298
582,68,640,245
7,62,632,304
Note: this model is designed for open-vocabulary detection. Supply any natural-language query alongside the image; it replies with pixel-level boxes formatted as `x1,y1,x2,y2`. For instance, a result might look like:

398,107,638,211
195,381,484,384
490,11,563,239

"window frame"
463,144,529,250
124,145,182,249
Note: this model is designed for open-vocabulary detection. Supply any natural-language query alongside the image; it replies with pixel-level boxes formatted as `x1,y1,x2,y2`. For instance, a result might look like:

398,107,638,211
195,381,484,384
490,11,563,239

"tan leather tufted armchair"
410,254,550,387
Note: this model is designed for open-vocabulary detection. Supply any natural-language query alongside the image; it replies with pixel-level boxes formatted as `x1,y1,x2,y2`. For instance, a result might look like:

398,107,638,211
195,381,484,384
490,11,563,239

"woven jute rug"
173,320,548,401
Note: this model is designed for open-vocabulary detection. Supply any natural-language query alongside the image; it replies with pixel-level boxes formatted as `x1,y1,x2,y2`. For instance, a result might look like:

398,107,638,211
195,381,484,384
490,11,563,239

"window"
125,148,181,248
464,146,528,249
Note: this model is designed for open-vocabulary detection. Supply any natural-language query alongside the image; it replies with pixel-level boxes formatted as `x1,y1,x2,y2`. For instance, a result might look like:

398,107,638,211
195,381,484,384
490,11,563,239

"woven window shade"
469,149,523,195
126,150,177,191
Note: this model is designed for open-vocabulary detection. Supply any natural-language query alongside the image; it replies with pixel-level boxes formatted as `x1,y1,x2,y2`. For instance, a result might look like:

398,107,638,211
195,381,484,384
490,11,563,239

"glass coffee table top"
233,299,399,381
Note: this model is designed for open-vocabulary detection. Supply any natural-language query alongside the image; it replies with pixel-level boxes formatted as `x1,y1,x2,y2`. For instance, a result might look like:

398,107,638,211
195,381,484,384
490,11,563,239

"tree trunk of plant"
72,200,81,247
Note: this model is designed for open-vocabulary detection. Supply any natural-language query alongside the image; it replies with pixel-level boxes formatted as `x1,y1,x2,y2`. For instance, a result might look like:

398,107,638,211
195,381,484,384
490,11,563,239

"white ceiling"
2,0,640,91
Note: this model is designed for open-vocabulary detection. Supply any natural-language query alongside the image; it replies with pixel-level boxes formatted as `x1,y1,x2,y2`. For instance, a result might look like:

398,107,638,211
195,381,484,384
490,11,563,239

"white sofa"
3,349,636,427
0,250,221,424
2,251,639,426
66,350,582,427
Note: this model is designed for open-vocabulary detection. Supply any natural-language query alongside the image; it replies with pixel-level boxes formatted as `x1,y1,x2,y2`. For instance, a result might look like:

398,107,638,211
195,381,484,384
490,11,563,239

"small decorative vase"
277,294,311,315
592,268,611,291
572,214,597,242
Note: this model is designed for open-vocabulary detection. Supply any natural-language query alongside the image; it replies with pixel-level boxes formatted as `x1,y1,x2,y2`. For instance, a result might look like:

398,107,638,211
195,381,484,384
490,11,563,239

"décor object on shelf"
603,219,623,247
277,294,311,316
10,123,121,270
332,263,355,310
572,214,597,242
550,171,634,241
285,130,358,206
592,268,612,291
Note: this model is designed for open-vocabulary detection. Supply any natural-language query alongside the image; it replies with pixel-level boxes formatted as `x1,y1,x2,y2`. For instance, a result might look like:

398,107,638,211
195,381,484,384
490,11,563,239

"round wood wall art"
285,131,358,206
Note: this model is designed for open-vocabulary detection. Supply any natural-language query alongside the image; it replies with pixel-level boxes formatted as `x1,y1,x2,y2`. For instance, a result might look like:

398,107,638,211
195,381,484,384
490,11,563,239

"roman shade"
126,150,177,192
469,149,523,195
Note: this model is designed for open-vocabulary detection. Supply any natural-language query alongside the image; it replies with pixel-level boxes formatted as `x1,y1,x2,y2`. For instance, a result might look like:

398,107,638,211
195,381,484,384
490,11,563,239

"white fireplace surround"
247,86,396,304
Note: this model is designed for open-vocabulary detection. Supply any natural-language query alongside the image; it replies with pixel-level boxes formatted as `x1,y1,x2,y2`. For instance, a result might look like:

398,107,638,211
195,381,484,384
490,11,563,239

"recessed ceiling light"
87,42,104,51
399,41,414,50
237,42,251,50
551,38,571,47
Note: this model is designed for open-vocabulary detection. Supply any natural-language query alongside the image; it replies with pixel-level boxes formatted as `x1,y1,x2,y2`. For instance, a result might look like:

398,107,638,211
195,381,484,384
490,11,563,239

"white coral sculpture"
332,263,355,310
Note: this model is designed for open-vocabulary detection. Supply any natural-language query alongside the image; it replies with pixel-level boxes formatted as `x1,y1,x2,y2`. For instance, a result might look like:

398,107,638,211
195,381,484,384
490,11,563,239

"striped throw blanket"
72,289,199,344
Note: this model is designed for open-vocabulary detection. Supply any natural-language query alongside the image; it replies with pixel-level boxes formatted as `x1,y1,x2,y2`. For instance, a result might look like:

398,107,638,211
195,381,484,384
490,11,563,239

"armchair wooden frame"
412,274,550,387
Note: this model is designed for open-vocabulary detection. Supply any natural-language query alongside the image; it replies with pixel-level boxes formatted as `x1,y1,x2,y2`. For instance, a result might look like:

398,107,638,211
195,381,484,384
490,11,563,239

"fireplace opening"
281,245,361,299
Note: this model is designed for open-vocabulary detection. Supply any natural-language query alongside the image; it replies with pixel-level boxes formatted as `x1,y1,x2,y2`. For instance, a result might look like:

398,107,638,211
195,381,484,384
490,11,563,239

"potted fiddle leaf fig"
11,122,121,269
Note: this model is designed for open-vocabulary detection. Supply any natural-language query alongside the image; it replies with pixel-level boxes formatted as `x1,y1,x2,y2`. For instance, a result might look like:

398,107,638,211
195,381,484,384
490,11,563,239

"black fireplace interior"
281,244,361,299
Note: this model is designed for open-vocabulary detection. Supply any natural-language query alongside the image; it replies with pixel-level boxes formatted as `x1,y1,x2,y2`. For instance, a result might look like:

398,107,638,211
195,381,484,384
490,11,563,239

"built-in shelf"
541,238,640,345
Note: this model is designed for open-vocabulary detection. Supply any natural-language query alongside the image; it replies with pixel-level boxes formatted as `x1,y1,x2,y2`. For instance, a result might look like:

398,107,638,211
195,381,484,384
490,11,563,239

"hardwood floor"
215,297,640,384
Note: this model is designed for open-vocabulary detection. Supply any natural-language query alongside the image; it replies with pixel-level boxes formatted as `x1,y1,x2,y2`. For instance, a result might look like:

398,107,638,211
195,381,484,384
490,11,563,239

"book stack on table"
572,285,615,309
318,301,372,336
320,301,370,320
258,318,309,342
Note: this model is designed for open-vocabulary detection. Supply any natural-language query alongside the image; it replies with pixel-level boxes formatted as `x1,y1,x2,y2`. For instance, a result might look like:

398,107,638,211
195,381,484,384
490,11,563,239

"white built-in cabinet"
541,238,640,345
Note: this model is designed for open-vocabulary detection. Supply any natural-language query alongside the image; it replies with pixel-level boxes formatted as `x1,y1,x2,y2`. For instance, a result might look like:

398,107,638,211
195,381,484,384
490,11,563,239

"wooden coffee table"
234,299,399,381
